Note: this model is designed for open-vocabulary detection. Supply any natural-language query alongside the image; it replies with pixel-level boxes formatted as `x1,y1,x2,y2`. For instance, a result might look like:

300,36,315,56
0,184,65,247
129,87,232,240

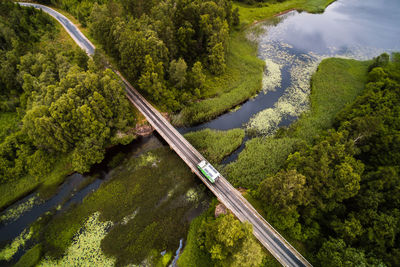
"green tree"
287,130,364,212
198,213,264,266
169,58,187,89
208,42,226,75
258,169,308,212
317,238,370,267
190,61,206,97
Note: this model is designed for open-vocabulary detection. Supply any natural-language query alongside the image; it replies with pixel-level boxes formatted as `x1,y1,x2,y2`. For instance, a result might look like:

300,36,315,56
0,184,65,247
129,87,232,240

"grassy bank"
225,57,369,188
289,58,370,142
235,0,336,26
0,155,73,211
173,30,265,126
184,128,245,164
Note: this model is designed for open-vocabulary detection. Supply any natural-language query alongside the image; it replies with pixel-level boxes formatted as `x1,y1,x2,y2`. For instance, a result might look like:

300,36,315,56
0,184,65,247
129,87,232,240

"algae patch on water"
0,227,33,261
0,195,43,224
39,212,115,266
248,42,321,135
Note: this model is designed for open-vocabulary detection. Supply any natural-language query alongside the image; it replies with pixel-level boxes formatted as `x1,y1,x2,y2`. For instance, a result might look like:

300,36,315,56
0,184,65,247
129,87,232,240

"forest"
35,0,240,112
0,0,136,186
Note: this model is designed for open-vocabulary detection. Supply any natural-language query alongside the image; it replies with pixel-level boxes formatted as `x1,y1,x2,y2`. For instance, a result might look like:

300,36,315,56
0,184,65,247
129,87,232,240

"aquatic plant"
0,195,42,224
39,212,115,266
247,41,321,135
262,58,282,93
0,227,33,261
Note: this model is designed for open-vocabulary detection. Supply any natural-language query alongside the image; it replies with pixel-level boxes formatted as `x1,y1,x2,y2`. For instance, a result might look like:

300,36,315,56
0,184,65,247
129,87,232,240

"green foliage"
184,128,245,164
0,112,19,142
316,238,372,267
85,0,236,111
198,213,264,266
258,169,307,212
287,130,364,212
14,244,42,267
290,58,370,142
190,61,206,96
169,58,188,89
225,137,298,188
0,1,56,111
177,213,214,266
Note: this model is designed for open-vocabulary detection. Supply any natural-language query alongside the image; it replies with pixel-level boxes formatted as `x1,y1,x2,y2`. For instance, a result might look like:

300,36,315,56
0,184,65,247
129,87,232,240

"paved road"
19,3,312,266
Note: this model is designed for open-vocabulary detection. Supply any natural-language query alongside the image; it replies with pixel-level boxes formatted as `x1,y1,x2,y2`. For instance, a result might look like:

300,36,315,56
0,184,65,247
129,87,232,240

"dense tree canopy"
0,1,136,183
44,0,238,111
198,213,264,266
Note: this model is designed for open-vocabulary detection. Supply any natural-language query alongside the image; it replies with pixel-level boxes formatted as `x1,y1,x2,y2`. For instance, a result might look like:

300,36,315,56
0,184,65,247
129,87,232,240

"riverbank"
225,57,370,189
172,0,337,126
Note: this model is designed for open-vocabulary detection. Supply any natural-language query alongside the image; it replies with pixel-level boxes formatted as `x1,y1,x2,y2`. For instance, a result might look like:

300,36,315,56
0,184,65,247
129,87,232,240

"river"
1,0,400,264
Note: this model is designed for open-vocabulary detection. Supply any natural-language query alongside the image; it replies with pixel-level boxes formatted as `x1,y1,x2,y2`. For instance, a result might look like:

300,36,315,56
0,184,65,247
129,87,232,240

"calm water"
180,0,400,136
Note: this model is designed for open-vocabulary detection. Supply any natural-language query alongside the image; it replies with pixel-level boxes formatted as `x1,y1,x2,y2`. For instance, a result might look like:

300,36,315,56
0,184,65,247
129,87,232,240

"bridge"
19,3,312,266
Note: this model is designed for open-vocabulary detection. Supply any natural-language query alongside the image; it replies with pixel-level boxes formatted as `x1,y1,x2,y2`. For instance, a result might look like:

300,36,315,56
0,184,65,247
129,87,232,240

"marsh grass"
40,212,115,266
224,137,299,188
41,147,206,266
234,0,336,26
14,244,42,267
0,227,33,261
0,154,73,211
289,58,370,142
0,195,42,224
184,128,245,164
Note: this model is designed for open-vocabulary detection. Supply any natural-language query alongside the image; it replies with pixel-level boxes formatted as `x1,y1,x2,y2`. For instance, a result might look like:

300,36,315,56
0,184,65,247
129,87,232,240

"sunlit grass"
184,128,245,164
234,0,336,27
224,137,298,188
290,58,370,141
